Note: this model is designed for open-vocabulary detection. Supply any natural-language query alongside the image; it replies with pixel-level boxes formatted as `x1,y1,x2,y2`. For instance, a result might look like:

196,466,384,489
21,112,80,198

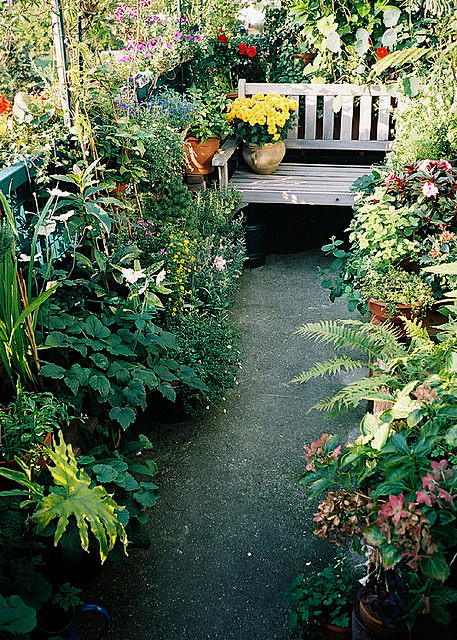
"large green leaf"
33,435,127,563
109,406,136,430
89,374,111,397
421,554,448,582
39,363,66,379
123,378,146,407
83,316,110,339
0,594,36,634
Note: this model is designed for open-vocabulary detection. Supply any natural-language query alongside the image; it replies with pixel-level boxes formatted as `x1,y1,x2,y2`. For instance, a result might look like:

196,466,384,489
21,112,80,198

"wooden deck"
231,162,371,207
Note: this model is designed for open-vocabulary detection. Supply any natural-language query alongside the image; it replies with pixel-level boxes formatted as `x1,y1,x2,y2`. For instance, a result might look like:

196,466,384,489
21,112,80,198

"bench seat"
213,80,394,207
231,162,370,207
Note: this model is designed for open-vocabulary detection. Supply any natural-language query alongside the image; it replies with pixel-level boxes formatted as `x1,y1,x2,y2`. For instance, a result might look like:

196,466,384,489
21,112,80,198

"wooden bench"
212,80,394,208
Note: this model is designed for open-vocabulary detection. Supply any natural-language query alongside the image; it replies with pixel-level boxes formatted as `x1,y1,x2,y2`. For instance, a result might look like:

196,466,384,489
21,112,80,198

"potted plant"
0,389,69,464
285,552,356,639
319,159,457,314
36,582,83,638
184,87,232,175
362,266,434,328
225,93,297,174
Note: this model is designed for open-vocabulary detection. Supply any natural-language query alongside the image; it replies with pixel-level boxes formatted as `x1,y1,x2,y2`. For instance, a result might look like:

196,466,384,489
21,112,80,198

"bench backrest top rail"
237,79,394,151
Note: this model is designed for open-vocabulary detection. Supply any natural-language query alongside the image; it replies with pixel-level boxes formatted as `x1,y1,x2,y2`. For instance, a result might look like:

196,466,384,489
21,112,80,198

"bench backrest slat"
377,95,391,141
322,95,334,140
237,79,394,151
359,95,372,140
304,95,317,139
340,95,354,141
289,94,300,141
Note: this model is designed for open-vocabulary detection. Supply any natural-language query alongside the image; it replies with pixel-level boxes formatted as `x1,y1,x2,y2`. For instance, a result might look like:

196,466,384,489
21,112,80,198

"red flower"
246,45,257,58
238,42,247,55
376,46,388,59
218,28,223,32
217,34,228,43
0,95,12,115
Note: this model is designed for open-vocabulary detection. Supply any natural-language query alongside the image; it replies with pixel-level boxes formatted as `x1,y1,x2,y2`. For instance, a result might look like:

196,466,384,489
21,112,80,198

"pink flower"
422,181,439,198
383,172,397,185
213,256,226,270
438,159,453,172
417,159,431,172
416,490,434,507
439,230,456,243
431,459,448,471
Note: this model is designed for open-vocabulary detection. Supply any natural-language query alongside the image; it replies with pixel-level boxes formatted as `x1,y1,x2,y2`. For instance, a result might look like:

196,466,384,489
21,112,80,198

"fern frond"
292,355,367,383
295,320,408,361
403,317,432,344
309,373,393,416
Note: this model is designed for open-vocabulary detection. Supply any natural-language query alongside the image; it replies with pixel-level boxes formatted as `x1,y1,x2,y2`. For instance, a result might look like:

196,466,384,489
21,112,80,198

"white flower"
213,255,226,271
155,269,166,286
52,210,75,222
37,222,56,237
121,267,147,284
47,188,71,197
45,280,58,291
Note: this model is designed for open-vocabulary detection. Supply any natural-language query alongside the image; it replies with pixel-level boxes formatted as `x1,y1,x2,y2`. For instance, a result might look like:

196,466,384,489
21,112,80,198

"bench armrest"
212,135,242,188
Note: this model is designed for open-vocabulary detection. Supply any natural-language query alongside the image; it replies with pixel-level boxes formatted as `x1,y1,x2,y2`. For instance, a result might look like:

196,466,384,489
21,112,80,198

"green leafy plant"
173,310,241,407
0,433,128,563
0,388,69,462
50,583,82,614
186,87,231,142
0,594,36,637
363,266,434,319
192,31,267,92
285,552,356,639
290,0,448,85
39,307,204,429
78,433,160,551
320,159,457,312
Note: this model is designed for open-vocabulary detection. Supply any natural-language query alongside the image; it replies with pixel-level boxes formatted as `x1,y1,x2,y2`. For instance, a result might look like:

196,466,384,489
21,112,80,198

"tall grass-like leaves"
0,192,59,391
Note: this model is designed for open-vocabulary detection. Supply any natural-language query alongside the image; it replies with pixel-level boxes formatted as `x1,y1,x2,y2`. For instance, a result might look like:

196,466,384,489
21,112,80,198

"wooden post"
51,0,72,128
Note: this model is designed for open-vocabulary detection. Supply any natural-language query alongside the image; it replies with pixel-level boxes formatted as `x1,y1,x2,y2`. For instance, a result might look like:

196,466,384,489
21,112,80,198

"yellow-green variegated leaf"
32,434,128,563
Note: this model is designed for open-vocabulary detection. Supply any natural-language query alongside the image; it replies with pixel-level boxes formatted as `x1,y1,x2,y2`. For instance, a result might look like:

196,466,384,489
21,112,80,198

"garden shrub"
173,310,241,408
391,78,457,166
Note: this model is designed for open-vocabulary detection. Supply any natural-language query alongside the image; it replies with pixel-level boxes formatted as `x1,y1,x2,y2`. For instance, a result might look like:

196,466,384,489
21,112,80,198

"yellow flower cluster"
165,232,197,317
226,94,297,140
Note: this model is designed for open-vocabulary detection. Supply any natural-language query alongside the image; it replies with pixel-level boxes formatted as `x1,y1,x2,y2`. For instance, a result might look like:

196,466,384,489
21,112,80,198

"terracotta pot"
296,52,317,65
0,430,52,489
242,140,286,175
320,622,352,640
354,599,409,639
184,137,220,175
368,298,423,334
110,182,129,197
